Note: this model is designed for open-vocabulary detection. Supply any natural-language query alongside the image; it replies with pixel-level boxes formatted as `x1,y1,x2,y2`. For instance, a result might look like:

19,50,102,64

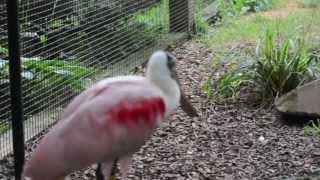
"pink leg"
119,156,132,179
101,161,114,179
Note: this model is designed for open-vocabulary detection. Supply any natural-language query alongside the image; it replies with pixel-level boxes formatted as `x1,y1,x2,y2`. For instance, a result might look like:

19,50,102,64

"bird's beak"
180,90,198,117
172,69,198,117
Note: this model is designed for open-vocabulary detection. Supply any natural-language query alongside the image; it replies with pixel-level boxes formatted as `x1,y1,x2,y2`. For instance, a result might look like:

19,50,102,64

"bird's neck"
147,74,180,113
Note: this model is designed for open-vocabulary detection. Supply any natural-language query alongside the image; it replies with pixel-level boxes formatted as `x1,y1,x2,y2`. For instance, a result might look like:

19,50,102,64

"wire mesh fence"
0,0,194,175
0,0,11,158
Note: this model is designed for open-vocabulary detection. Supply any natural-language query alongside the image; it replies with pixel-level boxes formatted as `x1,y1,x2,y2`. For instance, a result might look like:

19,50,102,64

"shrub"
253,28,318,102
217,69,252,99
205,52,254,101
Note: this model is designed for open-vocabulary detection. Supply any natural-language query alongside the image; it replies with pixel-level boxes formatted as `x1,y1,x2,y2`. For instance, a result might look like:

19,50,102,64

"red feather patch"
107,97,165,126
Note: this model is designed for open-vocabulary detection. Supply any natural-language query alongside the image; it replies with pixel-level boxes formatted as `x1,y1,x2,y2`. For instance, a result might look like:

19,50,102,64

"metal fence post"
6,0,25,179
169,0,195,34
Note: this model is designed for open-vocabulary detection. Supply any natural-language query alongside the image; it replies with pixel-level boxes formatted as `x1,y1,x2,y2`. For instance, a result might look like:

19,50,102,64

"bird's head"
146,50,198,117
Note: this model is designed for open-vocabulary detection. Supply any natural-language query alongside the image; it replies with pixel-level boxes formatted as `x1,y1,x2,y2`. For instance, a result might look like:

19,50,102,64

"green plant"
304,119,320,136
194,0,211,34
23,60,96,91
40,35,48,45
195,12,210,34
48,19,64,29
0,123,10,134
204,8,320,48
216,68,252,99
202,76,213,99
254,28,318,101
217,0,275,17
130,0,169,34
0,45,8,57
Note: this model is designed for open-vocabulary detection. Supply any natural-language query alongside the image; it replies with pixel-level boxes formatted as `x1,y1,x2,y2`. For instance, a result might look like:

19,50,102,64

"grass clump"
206,26,319,104
216,69,252,100
203,51,255,101
194,0,212,34
304,119,320,136
253,28,318,102
202,75,214,99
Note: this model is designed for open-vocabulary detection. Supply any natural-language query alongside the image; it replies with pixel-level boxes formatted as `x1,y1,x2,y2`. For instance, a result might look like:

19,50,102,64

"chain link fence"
0,0,194,176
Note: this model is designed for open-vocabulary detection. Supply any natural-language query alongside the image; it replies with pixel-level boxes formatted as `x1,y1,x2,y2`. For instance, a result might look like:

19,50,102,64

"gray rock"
275,79,320,118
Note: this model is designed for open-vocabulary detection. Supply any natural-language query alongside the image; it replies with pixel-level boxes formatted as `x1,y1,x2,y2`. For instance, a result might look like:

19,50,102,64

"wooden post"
169,0,194,34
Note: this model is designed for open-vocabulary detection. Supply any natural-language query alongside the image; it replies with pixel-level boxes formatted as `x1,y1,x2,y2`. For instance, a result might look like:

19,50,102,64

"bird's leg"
95,161,116,180
109,158,118,180
119,156,132,180
96,163,105,180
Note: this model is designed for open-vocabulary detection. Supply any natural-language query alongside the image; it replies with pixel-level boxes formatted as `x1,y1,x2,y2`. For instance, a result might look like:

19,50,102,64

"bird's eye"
166,53,176,70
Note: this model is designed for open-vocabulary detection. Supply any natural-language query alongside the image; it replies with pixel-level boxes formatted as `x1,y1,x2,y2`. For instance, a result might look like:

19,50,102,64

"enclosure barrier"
0,0,194,179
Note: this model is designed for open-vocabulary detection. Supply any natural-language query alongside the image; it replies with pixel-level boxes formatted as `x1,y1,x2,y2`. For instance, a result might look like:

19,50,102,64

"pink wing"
23,78,166,179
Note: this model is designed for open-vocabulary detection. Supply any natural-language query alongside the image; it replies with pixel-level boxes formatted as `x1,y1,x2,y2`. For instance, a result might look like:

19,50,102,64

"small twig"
187,75,199,85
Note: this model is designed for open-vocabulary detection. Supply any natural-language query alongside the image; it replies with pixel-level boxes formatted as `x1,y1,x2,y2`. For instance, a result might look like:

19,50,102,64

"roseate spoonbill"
22,50,198,180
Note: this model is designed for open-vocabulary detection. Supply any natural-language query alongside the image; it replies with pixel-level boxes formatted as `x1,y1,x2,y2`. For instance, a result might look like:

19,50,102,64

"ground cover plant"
200,0,320,105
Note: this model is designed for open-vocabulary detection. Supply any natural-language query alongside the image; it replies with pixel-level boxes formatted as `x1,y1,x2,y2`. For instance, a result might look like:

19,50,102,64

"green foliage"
195,12,210,34
0,123,10,134
299,0,320,8
0,45,8,57
194,0,211,34
40,35,48,45
0,59,96,91
23,60,96,91
48,16,80,30
253,28,318,101
202,76,213,99
204,8,320,47
48,19,64,29
217,0,275,16
304,119,320,136
131,0,169,34
216,67,252,99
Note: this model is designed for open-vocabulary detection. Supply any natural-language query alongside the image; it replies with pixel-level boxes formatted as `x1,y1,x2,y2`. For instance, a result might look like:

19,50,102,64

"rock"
275,79,320,119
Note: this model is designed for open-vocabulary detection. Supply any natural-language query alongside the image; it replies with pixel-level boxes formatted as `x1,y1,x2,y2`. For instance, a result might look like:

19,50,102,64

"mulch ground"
1,41,320,180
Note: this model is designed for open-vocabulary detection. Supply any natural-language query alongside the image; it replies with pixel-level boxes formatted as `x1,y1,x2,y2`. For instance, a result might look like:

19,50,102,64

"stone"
275,79,320,119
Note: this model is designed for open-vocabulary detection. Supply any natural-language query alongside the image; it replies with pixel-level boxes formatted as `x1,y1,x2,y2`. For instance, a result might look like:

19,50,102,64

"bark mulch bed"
1,41,320,180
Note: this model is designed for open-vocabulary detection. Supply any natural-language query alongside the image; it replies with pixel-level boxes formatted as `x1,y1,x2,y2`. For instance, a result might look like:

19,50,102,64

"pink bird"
22,51,198,180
